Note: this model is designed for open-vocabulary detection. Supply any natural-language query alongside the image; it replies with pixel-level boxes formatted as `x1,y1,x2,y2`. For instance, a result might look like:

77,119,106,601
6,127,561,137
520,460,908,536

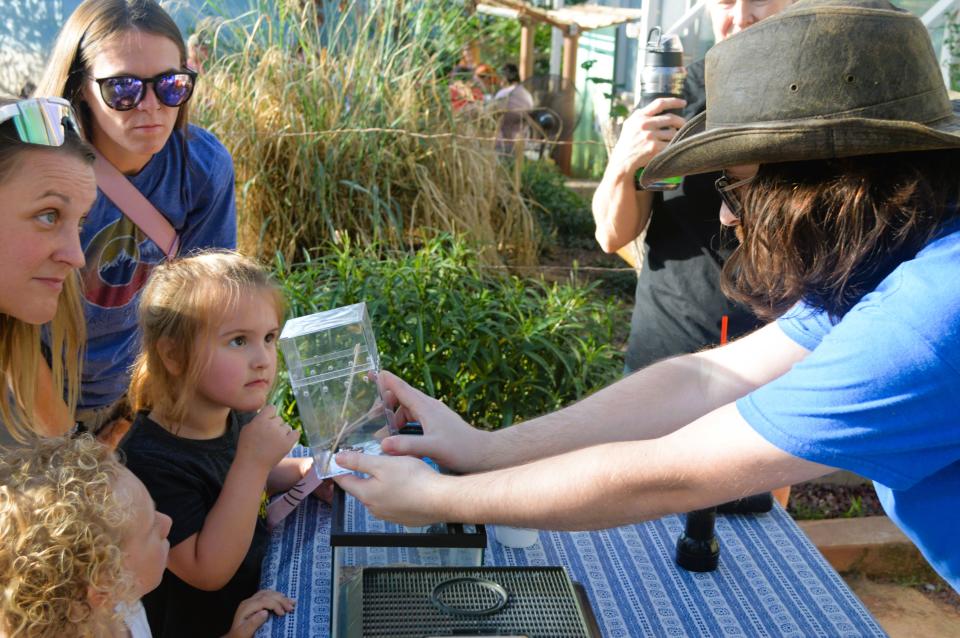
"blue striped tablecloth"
258,456,887,637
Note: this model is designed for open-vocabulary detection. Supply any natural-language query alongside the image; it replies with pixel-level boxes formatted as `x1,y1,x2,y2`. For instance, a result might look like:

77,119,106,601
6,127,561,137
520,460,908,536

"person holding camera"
592,0,793,373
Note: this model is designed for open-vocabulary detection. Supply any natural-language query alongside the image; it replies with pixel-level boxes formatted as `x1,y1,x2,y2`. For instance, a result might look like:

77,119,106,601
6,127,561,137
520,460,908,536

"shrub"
272,235,626,430
194,0,538,265
520,159,596,250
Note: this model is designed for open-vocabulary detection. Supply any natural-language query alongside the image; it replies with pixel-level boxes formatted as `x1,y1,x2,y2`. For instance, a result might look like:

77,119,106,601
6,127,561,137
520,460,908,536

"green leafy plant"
945,10,960,57
945,10,960,91
519,160,596,250
842,495,865,519
272,234,626,431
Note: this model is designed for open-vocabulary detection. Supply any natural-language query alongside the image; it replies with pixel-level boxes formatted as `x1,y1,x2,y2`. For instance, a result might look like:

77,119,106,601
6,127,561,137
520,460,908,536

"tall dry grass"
193,0,538,265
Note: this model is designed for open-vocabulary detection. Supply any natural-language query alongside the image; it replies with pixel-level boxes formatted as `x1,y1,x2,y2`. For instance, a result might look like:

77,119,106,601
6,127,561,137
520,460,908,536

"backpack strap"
92,150,180,259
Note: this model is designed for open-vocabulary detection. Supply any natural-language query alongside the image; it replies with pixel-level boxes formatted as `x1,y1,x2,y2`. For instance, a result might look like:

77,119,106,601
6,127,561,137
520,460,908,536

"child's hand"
312,477,335,504
237,405,299,472
222,589,295,638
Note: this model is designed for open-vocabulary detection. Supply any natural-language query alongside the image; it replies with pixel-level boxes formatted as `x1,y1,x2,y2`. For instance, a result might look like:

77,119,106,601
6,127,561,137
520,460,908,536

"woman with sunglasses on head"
37,0,237,443
0,97,94,446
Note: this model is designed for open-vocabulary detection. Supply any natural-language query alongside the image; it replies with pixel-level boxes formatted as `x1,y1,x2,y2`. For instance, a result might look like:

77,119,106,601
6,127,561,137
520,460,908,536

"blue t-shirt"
78,125,237,410
737,222,960,592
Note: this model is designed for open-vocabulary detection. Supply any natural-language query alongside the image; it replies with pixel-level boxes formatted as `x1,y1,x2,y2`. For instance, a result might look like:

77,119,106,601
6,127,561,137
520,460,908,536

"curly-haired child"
0,435,294,638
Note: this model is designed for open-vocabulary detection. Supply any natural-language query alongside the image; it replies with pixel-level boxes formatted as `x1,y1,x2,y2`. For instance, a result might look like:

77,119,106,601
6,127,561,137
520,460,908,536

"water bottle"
635,27,685,191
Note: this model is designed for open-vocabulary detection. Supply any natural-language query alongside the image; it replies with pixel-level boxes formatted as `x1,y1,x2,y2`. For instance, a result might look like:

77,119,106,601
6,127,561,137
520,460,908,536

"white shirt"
119,600,153,638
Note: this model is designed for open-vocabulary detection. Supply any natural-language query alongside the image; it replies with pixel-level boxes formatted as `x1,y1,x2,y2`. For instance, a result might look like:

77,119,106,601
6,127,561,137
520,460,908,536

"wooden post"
519,18,535,81
555,28,579,176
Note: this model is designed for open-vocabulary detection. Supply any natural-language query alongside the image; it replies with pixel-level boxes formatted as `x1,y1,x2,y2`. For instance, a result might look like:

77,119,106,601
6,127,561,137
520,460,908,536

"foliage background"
272,235,627,430
195,0,539,266
190,0,630,429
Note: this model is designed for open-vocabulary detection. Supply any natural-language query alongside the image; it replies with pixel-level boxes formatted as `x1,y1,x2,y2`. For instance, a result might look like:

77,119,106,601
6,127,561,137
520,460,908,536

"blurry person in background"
493,63,534,153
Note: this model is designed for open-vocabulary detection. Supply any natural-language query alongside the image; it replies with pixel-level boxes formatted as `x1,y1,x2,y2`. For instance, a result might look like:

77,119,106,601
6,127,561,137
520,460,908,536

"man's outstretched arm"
378,321,805,474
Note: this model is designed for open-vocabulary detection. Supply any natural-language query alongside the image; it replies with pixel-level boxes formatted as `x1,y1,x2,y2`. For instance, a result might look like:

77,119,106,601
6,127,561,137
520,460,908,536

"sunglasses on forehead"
92,69,197,111
0,97,81,147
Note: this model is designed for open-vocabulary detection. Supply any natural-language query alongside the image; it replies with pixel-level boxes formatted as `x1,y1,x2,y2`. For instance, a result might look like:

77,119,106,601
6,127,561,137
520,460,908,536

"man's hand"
223,589,295,638
607,97,686,176
375,370,491,473
334,451,448,526
236,405,299,473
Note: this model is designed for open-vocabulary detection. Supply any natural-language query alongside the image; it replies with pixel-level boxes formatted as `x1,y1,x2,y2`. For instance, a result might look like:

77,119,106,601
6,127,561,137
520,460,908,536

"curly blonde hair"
0,436,134,637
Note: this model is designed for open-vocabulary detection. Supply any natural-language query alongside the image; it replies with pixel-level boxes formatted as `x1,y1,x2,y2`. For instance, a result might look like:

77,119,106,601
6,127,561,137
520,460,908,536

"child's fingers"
228,609,269,638
259,404,278,419
257,591,296,615
237,593,295,620
248,589,294,606
311,479,335,504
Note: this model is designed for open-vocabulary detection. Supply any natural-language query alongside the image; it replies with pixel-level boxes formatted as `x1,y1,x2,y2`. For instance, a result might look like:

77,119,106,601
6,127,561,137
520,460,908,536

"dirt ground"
843,574,960,637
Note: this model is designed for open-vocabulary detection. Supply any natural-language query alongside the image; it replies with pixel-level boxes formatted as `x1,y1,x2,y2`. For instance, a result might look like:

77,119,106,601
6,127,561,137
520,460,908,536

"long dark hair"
723,150,960,321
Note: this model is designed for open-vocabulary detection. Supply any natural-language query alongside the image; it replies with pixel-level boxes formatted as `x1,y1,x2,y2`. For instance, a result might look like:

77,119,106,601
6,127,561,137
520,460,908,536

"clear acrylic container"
279,302,390,474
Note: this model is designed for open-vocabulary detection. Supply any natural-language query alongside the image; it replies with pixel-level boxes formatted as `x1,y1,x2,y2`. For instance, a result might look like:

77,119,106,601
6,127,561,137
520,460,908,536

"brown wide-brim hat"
641,0,960,186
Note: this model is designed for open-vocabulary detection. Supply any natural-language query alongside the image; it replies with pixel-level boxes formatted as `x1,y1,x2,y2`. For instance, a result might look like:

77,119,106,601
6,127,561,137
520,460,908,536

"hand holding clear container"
278,302,392,478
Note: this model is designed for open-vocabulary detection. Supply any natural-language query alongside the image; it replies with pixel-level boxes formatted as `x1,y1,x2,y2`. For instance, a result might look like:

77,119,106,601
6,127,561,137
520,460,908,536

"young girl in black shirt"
122,251,315,638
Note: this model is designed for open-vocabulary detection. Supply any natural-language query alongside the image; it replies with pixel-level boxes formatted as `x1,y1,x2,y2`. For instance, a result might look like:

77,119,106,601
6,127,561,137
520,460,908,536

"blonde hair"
0,281,85,441
0,97,91,442
0,435,134,637
36,0,191,139
129,250,285,425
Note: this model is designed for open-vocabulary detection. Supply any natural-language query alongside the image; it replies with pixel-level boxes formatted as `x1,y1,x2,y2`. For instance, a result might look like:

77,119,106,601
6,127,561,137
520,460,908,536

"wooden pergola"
474,0,645,174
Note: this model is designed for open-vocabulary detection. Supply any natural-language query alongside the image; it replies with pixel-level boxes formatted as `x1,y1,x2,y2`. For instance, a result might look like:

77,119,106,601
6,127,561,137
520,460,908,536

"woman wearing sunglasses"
37,0,237,441
0,97,95,446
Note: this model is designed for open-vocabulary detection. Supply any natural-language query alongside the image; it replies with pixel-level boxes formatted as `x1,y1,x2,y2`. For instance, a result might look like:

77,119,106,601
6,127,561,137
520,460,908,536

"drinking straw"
720,315,729,345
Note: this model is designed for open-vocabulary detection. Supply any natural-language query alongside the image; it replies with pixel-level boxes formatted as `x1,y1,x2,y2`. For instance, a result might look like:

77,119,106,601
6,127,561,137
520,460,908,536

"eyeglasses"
92,70,198,111
714,171,758,220
0,97,81,147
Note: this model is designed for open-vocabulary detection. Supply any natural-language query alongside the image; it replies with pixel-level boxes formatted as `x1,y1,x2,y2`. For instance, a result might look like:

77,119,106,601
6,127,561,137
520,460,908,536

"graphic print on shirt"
82,213,158,309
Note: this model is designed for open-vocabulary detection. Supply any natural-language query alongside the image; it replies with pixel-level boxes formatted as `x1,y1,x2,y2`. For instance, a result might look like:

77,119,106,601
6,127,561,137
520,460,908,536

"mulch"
787,481,885,520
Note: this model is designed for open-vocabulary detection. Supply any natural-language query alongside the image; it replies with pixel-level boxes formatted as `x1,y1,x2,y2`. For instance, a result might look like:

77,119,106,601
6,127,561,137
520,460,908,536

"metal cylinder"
636,27,685,190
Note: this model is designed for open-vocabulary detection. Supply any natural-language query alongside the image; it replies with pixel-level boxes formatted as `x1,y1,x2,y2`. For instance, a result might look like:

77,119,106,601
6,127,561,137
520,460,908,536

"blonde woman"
37,0,238,438
0,435,295,637
0,96,93,445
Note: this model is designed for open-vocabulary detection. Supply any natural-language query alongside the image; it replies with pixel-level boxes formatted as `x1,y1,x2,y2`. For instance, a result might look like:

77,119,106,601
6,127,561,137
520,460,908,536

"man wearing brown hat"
336,0,960,594
592,0,793,374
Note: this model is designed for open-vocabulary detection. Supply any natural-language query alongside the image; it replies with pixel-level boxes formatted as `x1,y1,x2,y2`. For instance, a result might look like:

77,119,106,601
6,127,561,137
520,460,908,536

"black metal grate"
353,566,598,637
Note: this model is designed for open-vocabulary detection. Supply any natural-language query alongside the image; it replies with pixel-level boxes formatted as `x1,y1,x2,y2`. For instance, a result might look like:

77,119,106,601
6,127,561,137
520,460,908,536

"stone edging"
798,516,937,580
